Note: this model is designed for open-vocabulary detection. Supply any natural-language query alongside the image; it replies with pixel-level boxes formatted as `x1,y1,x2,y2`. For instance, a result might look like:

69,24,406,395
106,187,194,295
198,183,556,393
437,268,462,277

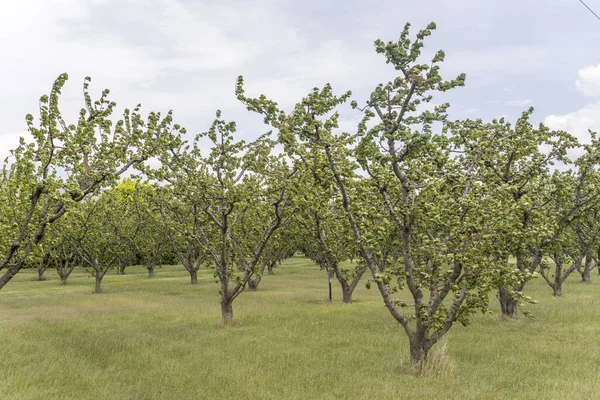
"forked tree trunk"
498,286,518,319
190,269,198,284
332,263,367,304
37,268,47,281
117,260,127,275
57,266,74,284
147,260,156,278
56,257,77,285
248,261,271,290
267,262,275,275
248,275,262,290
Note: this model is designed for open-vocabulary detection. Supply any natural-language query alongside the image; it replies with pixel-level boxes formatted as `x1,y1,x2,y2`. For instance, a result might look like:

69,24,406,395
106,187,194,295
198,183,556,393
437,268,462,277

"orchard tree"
288,135,367,303
537,142,600,295
155,111,297,324
31,244,51,281
237,22,525,366
297,191,366,303
66,187,139,293
42,213,81,284
0,74,183,290
114,179,168,278
447,111,577,317
155,186,208,285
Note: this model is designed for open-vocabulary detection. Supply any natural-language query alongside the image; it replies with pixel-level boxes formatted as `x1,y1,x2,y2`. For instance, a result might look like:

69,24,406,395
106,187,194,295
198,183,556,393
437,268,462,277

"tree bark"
248,275,261,290
190,269,198,284
553,281,562,296
117,260,127,275
342,288,353,304
37,268,47,281
581,257,591,282
94,273,102,294
409,336,430,366
221,299,233,325
498,286,518,319
0,265,21,290
146,259,157,278
553,259,563,296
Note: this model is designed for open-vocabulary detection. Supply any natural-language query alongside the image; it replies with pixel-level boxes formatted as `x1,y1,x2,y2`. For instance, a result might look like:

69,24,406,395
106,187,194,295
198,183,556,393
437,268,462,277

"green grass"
1,258,600,399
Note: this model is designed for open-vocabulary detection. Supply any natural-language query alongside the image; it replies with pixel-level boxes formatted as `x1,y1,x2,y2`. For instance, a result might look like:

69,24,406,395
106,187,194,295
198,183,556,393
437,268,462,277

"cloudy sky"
2,0,600,162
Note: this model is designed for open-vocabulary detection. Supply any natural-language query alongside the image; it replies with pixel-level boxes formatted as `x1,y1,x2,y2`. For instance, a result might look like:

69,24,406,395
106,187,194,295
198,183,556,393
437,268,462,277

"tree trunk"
498,286,518,319
581,257,591,282
248,275,261,290
409,336,429,366
37,268,47,281
267,261,275,275
190,269,198,284
221,298,233,324
327,267,333,302
60,273,68,285
553,281,562,296
117,261,126,275
342,288,353,304
94,274,102,294
553,261,563,296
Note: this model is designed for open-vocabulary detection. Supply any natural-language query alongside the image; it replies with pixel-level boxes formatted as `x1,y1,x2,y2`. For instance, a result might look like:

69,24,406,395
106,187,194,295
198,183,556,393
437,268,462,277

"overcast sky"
2,0,600,162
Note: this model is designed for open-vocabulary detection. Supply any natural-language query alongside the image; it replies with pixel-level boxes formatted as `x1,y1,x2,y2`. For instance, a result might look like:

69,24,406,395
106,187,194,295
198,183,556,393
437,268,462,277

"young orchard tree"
297,192,366,303
40,213,81,284
29,244,51,281
537,144,600,295
0,74,183,290
116,179,168,278
53,242,81,285
154,187,209,285
66,188,140,293
574,210,600,282
289,140,367,303
447,111,577,318
156,111,297,324
238,22,519,366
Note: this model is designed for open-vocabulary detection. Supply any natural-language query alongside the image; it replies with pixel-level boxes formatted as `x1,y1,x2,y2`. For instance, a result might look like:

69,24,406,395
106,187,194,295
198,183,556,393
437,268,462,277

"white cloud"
544,103,600,144
445,47,552,76
1,0,599,162
575,63,600,97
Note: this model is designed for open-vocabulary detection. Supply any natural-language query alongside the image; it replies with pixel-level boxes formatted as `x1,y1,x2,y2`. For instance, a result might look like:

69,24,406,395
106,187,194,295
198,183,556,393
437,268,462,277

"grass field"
1,257,600,399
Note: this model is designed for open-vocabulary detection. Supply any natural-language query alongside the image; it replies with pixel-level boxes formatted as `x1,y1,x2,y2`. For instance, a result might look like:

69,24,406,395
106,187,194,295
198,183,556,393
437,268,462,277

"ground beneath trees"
1,258,599,399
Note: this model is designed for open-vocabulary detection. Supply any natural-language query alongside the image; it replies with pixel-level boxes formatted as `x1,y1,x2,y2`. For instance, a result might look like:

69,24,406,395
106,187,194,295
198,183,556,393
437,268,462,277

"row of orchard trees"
3,22,600,367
